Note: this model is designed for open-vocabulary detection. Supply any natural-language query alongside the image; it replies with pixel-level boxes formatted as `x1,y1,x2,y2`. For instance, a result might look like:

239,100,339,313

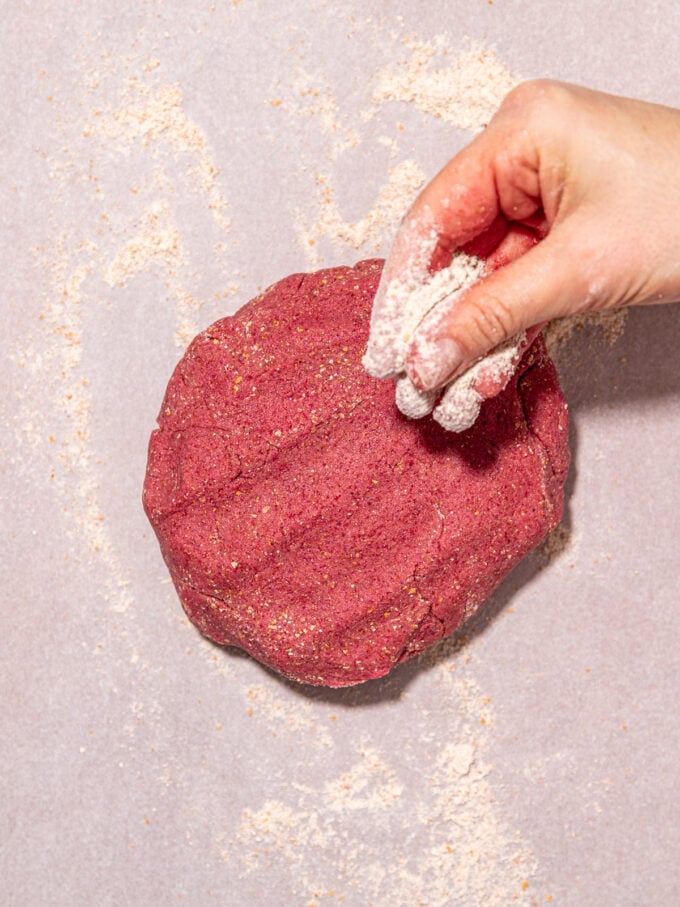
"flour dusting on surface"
7,16,615,906
230,661,540,906
12,47,237,624
373,38,519,133
244,684,333,750
545,307,629,361
296,160,426,266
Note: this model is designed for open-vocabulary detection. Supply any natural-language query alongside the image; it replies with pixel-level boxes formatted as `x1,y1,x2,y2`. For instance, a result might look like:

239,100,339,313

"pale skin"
365,80,680,404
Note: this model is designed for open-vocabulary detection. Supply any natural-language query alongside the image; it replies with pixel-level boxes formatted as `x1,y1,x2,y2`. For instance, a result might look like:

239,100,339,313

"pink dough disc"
143,260,570,687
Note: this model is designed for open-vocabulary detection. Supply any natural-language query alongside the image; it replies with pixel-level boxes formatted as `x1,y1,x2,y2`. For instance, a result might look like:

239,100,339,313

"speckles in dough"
144,261,569,687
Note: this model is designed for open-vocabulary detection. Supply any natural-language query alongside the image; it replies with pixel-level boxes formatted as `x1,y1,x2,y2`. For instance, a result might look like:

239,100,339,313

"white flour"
365,239,485,377
373,38,518,134
364,244,526,432
433,331,527,432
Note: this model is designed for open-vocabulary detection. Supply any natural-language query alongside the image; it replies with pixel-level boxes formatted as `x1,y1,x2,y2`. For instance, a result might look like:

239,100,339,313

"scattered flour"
297,160,426,266
231,663,541,906
545,307,629,361
244,684,333,750
373,37,519,133
103,199,202,348
14,22,617,907
536,522,575,566
239,801,327,871
323,747,403,812
104,199,183,287
14,49,237,623
87,77,231,234
364,244,526,433
13,248,134,615
285,68,362,159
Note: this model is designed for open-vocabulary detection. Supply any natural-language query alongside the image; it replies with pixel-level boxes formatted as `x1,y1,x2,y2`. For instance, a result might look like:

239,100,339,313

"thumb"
406,228,592,392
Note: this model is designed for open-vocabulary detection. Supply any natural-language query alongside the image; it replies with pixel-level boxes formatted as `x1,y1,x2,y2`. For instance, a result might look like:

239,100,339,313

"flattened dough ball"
143,259,570,687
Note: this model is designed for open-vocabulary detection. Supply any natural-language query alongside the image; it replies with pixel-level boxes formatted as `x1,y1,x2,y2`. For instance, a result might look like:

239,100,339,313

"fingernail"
408,334,464,391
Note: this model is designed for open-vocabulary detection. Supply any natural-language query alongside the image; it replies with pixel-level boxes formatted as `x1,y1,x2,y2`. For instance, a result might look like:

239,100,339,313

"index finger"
413,116,545,263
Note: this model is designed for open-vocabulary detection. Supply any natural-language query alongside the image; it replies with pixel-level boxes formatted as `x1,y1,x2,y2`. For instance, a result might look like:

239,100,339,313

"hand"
364,80,680,428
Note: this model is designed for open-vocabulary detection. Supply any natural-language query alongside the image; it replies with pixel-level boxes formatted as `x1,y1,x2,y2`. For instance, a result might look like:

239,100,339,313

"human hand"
363,80,680,429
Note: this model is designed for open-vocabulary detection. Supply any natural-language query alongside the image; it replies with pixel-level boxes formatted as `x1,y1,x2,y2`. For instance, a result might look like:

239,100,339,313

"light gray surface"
3,2,680,905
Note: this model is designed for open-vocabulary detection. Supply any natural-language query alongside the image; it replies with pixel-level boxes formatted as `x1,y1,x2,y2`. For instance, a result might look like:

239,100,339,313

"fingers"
362,212,440,378
406,227,590,392
412,128,542,251
364,117,543,380
395,375,438,419
432,332,529,432
471,324,543,398
486,224,539,272
363,233,486,380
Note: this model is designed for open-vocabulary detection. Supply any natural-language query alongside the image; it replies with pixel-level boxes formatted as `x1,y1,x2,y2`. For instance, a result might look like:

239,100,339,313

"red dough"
143,260,570,687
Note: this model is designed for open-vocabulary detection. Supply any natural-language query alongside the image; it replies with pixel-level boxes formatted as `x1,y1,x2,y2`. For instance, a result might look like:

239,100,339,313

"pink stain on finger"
486,225,538,272
468,226,546,399
471,324,544,398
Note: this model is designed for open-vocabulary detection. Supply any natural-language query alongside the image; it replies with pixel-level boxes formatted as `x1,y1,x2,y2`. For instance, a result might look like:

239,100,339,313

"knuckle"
502,79,573,124
461,290,517,352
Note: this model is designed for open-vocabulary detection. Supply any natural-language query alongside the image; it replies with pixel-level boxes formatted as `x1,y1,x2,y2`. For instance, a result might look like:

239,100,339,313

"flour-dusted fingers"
363,126,516,380
472,324,544,399
395,374,438,419
431,331,528,433
362,211,441,379
406,227,587,393
363,82,546,385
